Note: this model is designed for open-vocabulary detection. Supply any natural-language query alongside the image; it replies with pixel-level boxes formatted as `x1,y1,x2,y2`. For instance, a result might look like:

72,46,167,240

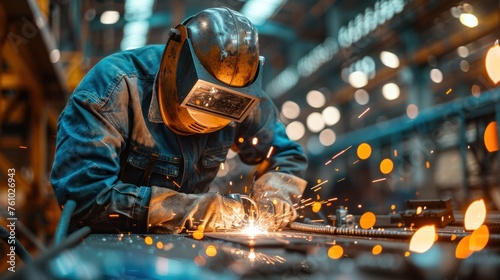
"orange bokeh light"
193,230,204,240
456,235,473,259
485,40,500,84
359,212,376,229
409,225,436,253
484,122,499,152
464,199,486,230
372,245,383,255
357,143,372,160
380,158,394,174
312,202,322,213
328,245,344,259
206,245,217,257
469,224,489,251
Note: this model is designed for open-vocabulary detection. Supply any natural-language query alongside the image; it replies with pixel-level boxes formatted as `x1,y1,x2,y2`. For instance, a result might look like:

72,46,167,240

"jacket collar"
148,74,164,123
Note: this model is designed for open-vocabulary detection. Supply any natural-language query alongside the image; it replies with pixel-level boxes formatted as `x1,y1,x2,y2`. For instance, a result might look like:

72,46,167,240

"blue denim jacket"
50,45,307,233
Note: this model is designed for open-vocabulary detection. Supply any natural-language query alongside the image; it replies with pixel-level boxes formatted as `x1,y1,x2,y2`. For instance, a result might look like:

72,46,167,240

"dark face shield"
176,38,263,123
157,8,263,135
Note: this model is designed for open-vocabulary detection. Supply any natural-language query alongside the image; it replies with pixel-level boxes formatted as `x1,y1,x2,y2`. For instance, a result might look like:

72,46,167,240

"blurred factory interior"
1,0,500,278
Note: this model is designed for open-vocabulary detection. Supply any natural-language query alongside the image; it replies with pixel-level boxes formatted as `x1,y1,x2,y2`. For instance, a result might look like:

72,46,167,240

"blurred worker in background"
50,7,307,233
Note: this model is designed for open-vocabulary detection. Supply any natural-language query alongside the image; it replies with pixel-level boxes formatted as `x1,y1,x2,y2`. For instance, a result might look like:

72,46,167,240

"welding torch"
224,193,260,224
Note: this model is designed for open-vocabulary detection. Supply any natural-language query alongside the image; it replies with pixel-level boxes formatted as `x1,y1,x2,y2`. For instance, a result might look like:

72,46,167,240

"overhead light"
354,89,369,105
100,10,120,24
240,0,284,26
459,13,478,28
265,67,299,98
121,0,154,50
430,68,443,83
307,112,325,133
457,46,469,58
286,121,305,141
382,83,400,100
319,129,336,146
281,101,301,120
406,104,419,119
306,90,326,108
49,49,60,63
121,21,149,50
380,51,400,68
485,40,500,84
322,106,341,126
348,71,368,88
460,60,470,72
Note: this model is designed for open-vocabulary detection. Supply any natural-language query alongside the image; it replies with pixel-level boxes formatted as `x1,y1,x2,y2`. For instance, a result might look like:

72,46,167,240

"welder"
50,7,308,234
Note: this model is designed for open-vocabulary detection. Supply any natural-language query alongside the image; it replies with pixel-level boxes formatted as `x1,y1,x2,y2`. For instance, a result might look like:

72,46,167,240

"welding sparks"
446,88,452,95
266,146,274,158
311,180,329,191
372,178,387,183
358,107,370,119
325,146,352,165
301,198,312,204
233,248,286,265
337,178,345,182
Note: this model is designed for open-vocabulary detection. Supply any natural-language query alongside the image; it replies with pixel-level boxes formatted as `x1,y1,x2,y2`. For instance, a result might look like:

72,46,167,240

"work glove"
251,172,307,231
148,187,244,233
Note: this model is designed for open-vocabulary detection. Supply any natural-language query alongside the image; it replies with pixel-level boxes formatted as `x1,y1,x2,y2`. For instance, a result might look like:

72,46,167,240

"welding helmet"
157,7,264,135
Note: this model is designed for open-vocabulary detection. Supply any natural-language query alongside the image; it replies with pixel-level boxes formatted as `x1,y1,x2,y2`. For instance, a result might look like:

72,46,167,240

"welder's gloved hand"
251,172,307,231
148,187,244,233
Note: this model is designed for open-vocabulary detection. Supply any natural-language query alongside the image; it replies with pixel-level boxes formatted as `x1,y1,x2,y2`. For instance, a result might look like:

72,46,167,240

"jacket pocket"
127,149,181,177
201,145,230,169
120,145,181,187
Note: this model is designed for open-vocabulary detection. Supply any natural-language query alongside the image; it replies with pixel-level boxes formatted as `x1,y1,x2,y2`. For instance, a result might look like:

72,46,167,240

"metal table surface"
12,226,499,280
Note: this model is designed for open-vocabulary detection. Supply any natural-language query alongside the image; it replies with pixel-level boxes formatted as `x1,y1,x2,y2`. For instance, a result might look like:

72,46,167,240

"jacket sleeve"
50,88,151,233
234,90,308,181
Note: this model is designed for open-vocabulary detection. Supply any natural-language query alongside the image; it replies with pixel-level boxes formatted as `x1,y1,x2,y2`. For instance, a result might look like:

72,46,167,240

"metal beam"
1,0,68,101
1,0,65,244
0,72,24,89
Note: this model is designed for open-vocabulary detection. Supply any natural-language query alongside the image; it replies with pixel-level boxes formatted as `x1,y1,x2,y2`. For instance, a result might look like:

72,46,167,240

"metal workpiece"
8,228,500,280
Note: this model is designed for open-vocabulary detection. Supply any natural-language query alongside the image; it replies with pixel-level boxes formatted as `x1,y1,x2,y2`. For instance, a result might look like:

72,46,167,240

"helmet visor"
182,81,258,121
176,38,262,123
